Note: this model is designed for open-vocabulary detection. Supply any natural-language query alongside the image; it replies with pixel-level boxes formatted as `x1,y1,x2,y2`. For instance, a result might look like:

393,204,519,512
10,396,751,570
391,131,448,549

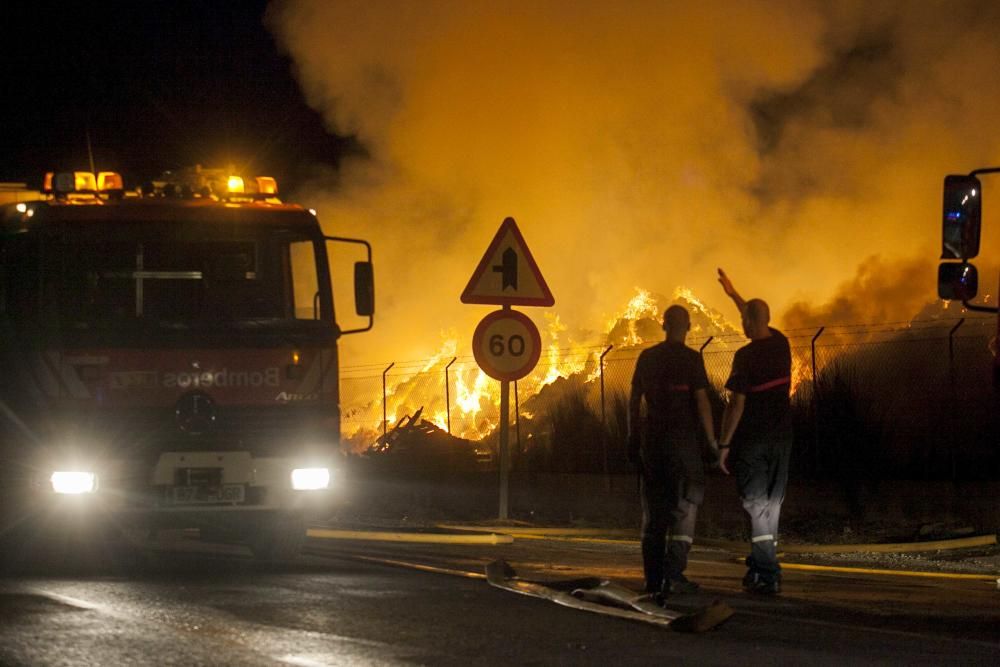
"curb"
308,527,514,545
443,525,997,554
442,525,635,537
779,561,998,582
698,534,997,554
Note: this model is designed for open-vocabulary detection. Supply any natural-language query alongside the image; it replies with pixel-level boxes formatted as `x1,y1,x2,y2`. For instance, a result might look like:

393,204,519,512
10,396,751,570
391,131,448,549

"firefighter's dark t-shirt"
632,341,710,443
725,327,792,440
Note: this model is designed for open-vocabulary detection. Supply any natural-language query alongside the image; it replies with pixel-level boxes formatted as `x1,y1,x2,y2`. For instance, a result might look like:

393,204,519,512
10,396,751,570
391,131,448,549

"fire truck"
0,167,374,563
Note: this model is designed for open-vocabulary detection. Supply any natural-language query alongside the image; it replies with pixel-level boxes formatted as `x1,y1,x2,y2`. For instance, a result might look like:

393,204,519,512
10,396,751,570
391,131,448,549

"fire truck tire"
249,512,306,562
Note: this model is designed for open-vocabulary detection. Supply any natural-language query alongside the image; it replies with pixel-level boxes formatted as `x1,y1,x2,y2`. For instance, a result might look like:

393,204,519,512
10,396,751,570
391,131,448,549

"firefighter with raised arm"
716,268,793,595
628,305,718,601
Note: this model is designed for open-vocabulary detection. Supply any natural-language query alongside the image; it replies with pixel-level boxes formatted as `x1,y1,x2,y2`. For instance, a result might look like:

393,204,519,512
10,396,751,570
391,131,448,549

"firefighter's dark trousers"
731,431,793,583
640,448,704,593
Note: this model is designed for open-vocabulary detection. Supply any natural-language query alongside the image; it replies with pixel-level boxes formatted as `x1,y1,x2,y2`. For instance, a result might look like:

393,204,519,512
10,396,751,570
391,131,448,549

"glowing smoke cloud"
268,0,1000,364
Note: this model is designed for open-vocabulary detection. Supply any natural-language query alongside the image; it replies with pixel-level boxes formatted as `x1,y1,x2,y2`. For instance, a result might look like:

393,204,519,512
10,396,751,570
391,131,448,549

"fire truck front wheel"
248,511,307,562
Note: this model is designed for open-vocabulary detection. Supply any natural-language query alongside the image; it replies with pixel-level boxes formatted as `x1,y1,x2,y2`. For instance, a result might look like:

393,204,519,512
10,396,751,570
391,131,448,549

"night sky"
0,1,357,191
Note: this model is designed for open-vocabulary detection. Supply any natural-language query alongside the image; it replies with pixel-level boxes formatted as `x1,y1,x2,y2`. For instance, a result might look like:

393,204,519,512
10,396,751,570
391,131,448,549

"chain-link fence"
340,316,999,480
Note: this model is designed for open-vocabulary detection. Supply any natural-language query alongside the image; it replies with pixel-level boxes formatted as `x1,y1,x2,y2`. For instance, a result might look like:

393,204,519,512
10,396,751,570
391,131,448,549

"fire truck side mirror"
354,261,375,317
325,234,374,334
942,174,982,260
937,262,978,301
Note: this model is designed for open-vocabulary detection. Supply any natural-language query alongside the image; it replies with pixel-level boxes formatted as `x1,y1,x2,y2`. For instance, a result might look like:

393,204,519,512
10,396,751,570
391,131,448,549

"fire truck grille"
85,405,334,456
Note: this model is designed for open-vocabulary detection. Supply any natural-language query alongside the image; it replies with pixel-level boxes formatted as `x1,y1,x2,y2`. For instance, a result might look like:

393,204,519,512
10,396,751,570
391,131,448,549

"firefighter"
716,268,793,595
628,305,718,599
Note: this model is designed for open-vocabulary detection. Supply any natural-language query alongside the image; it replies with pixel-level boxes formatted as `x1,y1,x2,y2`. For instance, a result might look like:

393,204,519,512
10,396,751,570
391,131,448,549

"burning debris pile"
341,287,744,459
362,406,493,473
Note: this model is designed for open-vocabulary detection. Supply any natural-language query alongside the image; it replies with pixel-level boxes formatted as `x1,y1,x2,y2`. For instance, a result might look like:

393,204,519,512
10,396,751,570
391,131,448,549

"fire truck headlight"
50,471,98,495
291,467,330,491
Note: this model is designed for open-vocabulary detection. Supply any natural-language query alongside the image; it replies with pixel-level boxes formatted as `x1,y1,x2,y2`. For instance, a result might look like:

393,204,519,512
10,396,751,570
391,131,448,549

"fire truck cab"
0,168,373,564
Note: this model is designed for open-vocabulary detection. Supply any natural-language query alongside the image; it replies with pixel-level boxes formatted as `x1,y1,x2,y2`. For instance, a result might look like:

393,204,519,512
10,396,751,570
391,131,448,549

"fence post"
948,318,964,480
382,362,394,440
948,318,964,369
444,357,457,434
600,345,614,490
811,327,825,475
699,336,713,356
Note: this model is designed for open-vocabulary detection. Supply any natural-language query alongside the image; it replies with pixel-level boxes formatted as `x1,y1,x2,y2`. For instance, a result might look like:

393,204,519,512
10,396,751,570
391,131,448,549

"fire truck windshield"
47,223,328,338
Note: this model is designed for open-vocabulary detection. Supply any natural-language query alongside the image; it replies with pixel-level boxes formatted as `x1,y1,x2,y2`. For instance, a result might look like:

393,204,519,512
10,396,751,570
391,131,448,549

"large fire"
337,282,837,454
339,286,808,451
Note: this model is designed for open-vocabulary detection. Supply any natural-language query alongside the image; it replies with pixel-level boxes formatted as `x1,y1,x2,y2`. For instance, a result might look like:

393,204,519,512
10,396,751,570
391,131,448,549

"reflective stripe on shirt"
747,376,790,393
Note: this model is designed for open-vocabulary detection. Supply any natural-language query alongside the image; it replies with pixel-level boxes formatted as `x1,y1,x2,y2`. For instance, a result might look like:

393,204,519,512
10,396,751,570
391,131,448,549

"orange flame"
607,287,659,346
673,286,739,338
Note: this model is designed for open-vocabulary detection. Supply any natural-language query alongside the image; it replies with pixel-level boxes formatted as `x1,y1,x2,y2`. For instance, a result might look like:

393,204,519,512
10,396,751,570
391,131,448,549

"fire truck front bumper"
0,452,342,537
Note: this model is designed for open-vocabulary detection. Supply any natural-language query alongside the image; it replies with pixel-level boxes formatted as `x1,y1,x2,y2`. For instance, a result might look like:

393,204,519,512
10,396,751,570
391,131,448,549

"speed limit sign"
472,309,542,381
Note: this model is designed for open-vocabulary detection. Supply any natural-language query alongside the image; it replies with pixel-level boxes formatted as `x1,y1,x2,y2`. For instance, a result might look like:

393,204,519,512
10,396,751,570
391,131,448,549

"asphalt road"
0,533,997,666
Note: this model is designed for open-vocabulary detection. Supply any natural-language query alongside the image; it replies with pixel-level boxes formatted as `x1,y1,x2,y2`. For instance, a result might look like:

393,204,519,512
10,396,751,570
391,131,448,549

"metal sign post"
462,217,554,521
498,338,510,519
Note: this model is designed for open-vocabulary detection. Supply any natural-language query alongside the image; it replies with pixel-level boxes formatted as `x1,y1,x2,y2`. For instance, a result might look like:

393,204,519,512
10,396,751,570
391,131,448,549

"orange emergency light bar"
255,176,278,196
75,172,97,191
97,171,124,191
43,171,124,195
38,166,279,202
42,171,93,193
220,174,280,199
226,175,245,193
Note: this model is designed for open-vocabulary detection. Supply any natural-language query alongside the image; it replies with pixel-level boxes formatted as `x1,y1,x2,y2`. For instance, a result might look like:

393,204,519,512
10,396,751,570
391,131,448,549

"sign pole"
498,305,511,520
499,377,510,520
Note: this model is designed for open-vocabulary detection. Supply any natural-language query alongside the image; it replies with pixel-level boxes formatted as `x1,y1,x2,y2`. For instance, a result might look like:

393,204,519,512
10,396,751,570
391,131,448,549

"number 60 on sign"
472,309,542,381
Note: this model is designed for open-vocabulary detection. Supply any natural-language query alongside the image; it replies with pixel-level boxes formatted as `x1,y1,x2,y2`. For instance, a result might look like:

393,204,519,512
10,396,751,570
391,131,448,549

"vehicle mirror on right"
937,262,978,301
941,174,982,260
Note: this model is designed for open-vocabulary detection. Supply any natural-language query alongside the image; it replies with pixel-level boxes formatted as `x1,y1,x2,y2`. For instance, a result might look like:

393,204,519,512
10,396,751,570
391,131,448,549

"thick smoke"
268,0,1000,364
783,255,931,328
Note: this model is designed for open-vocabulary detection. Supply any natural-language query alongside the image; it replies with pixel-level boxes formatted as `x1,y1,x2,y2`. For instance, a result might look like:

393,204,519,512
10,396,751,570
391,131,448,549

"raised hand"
717,268,746,311
717,268,736,298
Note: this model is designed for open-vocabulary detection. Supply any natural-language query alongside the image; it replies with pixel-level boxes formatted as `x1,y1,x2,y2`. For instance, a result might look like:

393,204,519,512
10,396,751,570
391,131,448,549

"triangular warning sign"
461,217,555,306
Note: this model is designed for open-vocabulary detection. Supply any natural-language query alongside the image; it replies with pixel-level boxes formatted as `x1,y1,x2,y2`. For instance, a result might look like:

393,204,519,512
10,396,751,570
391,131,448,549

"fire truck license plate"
172,484,245,504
